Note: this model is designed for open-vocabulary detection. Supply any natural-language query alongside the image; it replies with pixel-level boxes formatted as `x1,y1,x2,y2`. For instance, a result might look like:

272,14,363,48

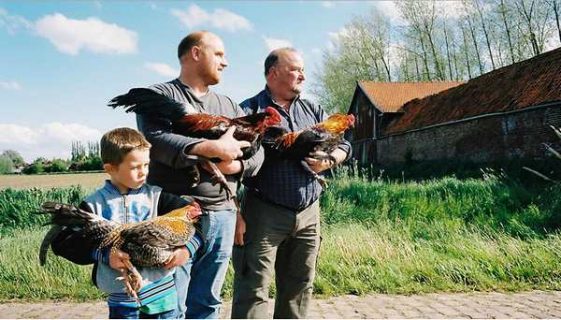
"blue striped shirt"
241,87,351,211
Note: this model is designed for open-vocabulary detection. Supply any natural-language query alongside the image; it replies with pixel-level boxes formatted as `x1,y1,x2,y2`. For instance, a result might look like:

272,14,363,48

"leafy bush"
321,168,559,238
0,186,86,235
44,159,69,173
1,150,24,168
69,157,102,171
0,156,14,174
22,161,44,174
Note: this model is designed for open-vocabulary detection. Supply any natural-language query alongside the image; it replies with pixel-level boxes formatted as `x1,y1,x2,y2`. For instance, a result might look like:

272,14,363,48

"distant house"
348,81,463,164
347,47,561,166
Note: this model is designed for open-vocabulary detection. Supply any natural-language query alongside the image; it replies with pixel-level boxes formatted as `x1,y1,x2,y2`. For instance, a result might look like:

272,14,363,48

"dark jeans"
231,192,321,319
175,209,237,319
108,306,177,319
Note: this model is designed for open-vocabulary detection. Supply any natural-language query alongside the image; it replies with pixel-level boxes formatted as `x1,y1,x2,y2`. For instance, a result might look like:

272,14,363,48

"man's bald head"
264,47,298,76
177,31,220,60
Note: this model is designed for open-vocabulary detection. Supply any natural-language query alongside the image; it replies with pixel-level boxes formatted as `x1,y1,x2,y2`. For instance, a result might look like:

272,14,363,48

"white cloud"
544,32,561,52
435,1,466,20
0,124,39,145
0,80,22,90
263,36,292,51
35,13,138,55
311,48,322,55
0,122,102,162
171,4,252,32
145,62,178,78
0,8,32,34
321,1,335,8
327,27,351,52
371,1,403,24
372,1,465,25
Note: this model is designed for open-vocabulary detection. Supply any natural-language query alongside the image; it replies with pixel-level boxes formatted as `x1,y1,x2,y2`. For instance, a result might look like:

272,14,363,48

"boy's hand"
109,249,131,270
163,247,190,269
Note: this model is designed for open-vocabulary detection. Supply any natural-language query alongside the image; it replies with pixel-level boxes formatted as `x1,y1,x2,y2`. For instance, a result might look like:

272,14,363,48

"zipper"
122,194,129,223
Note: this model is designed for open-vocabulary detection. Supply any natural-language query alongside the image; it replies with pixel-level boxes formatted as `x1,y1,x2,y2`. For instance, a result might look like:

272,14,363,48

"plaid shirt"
241,87,351,211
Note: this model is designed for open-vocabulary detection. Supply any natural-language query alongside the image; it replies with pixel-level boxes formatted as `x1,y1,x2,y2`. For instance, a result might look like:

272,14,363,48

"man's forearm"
189,140,218,158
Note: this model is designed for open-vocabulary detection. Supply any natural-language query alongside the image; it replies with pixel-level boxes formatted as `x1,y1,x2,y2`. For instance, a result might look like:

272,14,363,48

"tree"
23,158,45,174
313,9,393,113
496,0,517,64
313,0,560,114
1,149,25,168
514,0,554,57
547,0,561,43
0,156,14,174
397,0,446,80
71,141,87,162
45,159,68,173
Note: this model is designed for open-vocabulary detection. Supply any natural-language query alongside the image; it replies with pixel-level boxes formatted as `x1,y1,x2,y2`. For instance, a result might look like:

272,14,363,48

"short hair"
100,127,151,165
177,31,209,60
264,47,298,76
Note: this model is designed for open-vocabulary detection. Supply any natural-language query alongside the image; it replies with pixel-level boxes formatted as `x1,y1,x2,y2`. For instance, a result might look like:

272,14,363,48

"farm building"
348,81,463,164
348,47,561,166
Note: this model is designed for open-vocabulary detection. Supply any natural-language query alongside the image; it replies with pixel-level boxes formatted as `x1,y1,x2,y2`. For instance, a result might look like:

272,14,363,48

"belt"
248,190,315,213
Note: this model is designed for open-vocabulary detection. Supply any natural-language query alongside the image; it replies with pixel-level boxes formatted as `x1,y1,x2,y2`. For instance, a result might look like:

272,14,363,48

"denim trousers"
175,209,237,319
108,306,177,319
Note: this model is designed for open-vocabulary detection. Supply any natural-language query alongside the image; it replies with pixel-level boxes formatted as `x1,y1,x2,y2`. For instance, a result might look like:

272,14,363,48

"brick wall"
367,104,561,166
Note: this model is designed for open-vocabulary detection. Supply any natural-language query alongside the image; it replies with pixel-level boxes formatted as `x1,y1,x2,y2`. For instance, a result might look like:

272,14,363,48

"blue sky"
0,0,400,162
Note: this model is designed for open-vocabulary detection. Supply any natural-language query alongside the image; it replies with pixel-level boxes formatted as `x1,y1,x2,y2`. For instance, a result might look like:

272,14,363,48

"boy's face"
104,148,150,194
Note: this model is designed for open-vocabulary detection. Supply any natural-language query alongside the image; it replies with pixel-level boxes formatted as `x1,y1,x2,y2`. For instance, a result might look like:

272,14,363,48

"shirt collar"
174,78,207,103
263,86,300,109
103,180,144,195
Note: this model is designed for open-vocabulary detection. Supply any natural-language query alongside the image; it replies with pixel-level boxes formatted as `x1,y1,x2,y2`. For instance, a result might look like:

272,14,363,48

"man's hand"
163,247,190,270
234,212,246,246
109,249,131,271
305,149,347,173
304,151,334,173
304,157,333,173
191,126,251,161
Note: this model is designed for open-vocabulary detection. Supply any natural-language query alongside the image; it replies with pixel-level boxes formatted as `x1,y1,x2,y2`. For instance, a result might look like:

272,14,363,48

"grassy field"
1,171,561,301
0,173,105,190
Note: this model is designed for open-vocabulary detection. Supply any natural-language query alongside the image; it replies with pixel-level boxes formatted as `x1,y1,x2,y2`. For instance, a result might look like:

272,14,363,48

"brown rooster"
39,201,202,299
108,88,282,198
263,113,355,186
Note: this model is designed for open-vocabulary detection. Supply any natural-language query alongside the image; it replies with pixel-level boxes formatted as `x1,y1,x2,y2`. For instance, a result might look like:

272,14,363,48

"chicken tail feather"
39,225,63,266
108,88,189,120
40,202,99,227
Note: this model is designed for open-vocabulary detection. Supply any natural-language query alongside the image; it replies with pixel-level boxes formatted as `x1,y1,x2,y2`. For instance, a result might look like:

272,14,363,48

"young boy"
50,127,203,319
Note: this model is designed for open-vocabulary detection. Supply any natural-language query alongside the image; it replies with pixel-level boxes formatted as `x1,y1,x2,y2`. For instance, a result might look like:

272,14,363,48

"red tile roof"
384,47,561,134
358,81,464,113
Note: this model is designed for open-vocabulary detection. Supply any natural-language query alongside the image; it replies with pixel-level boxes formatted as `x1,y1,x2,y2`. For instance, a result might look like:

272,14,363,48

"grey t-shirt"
136,78,264,211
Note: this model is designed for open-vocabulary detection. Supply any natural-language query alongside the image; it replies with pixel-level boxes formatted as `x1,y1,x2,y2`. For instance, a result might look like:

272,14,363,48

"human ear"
103,163,115,174
192,46,202,61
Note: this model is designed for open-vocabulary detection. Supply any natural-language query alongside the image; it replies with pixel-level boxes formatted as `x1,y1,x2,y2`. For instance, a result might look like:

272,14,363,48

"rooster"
108,88,282,199
38,201,202,300
263,113,355,186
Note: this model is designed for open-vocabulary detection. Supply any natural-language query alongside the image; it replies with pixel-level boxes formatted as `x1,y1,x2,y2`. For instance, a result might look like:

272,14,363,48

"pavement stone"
2,291,561,318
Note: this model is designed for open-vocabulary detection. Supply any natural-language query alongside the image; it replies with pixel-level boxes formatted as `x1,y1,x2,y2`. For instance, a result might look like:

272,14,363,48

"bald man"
137,31,264,319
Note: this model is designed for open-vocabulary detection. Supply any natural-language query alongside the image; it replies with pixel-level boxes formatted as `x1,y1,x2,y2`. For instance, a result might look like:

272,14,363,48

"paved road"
1,291,561,318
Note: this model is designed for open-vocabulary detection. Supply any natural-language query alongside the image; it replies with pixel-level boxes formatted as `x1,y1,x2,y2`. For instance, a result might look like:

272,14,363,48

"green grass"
0,228,102,301
315,223,561,296
321,170,561,237
2,172,561,301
